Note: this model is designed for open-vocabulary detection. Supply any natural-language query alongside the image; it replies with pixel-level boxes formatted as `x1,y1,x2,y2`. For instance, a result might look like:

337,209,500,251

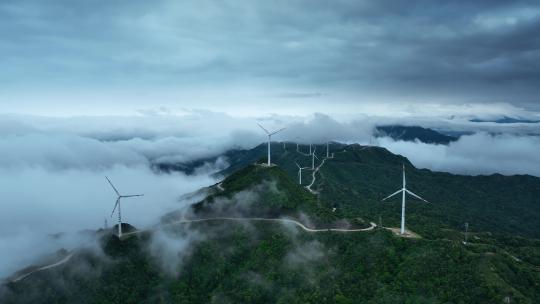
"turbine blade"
402,164,406,188
405,189,429,203
110,198,120,217
121,194,144,198
382,189,403,201
257,123,269,134
269,127,286,136
105,176,120,196
295,162,301,169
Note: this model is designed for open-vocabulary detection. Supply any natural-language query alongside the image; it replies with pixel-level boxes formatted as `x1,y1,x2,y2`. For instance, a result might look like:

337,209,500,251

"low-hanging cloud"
0,113,237,278
0,165,217,278
148,227,205,277
378,133,540,177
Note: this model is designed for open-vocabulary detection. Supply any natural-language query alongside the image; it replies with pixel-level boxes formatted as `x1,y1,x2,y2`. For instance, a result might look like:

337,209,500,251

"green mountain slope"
2,220,538,303
221,142,540,239
2,143,539,303
188,164,332,222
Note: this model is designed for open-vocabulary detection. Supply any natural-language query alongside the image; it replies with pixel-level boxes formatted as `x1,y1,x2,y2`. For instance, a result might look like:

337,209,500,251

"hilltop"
211,142,540,239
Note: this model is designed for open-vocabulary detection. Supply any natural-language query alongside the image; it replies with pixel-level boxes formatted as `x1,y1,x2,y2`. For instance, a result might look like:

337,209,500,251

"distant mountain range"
375,125,459,144
155,125,462,176
470,116,540,124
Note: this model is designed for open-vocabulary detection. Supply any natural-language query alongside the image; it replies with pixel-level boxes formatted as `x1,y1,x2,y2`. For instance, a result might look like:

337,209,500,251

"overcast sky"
1,0,540,116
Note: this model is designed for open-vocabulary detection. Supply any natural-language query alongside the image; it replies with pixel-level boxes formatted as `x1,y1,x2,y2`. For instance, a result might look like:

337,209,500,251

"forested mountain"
2,143,539,303
375,125,458,144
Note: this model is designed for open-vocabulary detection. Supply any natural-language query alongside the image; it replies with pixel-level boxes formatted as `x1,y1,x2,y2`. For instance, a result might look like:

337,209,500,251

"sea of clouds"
0,110,539,277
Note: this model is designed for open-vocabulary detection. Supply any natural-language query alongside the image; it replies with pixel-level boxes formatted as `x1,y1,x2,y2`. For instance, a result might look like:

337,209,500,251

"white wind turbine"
326,142,330,158
382,165,428,235
106,176,144,237
311,147,319,169
295,162,309,184
257,123,285,166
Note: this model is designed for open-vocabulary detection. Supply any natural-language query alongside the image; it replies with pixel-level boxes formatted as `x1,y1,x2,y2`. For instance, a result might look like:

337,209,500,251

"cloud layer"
0,111,539,277
1,1,540,114
378,133,540,177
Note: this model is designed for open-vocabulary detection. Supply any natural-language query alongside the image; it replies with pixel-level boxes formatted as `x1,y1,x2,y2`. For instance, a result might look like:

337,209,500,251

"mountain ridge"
2,142,539,303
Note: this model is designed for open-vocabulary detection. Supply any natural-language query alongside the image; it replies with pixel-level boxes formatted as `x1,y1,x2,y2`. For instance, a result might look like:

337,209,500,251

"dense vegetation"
189,163,337,225
2,221,538,303
260,143,540,239
2,142,539,303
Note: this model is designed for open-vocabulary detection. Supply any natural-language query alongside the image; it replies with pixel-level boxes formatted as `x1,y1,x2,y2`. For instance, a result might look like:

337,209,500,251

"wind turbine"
311,148,319,169
295,162,309,184
257,123,285,166
382,165,428,235
326,142,330,158
309,143,312,155
106,176,144,237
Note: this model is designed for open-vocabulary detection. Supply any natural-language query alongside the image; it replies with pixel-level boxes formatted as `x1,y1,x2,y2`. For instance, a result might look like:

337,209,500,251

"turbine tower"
106,176,144,237
257,123,285,166
464,222,469,245
295,162,309,184
326,142,330,158
382,165,428,235
311,148,319,169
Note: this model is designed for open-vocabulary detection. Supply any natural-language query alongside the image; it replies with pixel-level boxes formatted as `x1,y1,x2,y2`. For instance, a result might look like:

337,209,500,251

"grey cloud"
148,228,204,277
378,132,540,177
1,0,540,108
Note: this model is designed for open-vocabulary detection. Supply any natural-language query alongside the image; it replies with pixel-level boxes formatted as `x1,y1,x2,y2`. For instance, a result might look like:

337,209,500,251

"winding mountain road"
8,217,376,284
124,217,377,236
306,158,327,194
10,252,75,283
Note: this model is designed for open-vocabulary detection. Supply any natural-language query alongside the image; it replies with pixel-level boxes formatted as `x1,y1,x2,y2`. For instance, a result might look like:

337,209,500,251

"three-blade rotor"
295,162,309,170
106,176,144,217
381,166,429,203
382,188,403,201
257,123,286,136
